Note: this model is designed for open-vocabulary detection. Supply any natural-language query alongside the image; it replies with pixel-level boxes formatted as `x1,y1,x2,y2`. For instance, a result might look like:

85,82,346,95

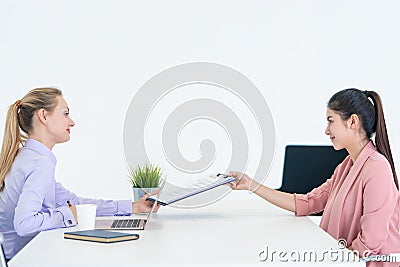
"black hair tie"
364,90,370,98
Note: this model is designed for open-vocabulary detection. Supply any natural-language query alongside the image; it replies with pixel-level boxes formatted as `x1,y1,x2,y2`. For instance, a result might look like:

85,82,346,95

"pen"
67,201,72,207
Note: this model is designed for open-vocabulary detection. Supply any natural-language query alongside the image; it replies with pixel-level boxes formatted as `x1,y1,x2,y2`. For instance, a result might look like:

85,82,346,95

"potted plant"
128,164,162,201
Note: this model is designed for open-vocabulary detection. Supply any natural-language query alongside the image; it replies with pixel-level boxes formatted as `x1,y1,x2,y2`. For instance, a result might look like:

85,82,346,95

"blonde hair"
0,87,62,191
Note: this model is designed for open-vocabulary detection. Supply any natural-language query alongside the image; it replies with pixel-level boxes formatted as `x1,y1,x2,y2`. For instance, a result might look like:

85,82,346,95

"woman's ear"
36,108,48,125
349,114,361,129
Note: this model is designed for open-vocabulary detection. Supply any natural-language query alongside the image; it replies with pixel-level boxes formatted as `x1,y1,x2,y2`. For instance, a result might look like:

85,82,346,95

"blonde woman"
0,88,157,260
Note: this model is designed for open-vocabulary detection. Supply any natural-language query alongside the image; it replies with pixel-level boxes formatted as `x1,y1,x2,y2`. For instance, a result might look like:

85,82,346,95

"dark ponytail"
368,91,398,189
328,88,398,190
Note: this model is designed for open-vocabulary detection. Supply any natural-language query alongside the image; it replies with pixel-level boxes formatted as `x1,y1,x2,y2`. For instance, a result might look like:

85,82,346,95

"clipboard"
147,173,235,206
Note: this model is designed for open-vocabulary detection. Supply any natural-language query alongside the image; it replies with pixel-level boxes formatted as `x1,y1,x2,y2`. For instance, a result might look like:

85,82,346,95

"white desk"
8,194,364,266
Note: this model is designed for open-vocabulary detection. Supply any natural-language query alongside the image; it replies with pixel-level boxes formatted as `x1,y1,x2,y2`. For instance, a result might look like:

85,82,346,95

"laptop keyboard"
111,219,140,228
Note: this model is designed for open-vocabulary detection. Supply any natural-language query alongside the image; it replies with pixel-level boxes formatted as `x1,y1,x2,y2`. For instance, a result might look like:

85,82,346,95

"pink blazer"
295,141,400,265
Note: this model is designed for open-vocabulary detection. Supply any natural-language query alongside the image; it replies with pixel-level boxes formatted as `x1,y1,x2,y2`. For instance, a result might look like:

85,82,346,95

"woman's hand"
229,171,296,212
228,171,258,191
132,192,160,214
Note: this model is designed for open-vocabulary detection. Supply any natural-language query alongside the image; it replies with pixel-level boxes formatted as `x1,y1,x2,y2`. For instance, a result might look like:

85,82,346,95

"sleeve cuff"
115,200,132,215
352,234,379,256
56,205,76,227
294,193,310,216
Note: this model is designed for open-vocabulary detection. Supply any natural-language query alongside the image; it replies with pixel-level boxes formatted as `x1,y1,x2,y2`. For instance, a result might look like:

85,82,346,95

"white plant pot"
132,187,158,201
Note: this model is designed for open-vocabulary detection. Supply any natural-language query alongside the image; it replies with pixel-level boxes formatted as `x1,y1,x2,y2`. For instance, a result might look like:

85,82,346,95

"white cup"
75,204,97,230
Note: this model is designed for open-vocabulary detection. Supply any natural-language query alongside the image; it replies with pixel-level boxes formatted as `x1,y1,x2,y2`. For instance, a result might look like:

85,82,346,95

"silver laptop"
95,180,165,230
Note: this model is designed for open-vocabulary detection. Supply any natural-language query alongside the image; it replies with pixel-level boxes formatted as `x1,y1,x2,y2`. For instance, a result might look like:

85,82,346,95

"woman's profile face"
325,108,351,150
45,96,75,144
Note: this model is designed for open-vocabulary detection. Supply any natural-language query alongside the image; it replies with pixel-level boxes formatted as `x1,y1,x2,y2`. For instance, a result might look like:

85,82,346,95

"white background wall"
1,1,400,201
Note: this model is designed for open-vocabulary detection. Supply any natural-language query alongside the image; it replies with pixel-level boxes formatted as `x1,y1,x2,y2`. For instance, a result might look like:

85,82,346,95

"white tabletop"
8,194,364,266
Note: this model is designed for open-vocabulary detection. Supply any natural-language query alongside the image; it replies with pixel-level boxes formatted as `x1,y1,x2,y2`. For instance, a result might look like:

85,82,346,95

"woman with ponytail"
0,88,159,260
229,88,400,266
